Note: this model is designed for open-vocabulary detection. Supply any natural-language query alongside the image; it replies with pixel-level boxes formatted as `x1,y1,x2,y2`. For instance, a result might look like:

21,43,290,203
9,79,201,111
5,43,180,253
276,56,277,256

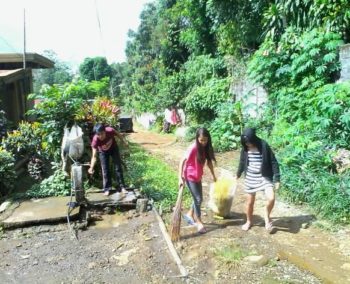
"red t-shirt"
184,143,205,182
91,127,117,152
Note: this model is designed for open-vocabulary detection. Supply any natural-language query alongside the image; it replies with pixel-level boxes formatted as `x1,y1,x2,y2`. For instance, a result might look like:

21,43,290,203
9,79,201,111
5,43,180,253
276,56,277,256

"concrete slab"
86,191,138,207
1,196,80,228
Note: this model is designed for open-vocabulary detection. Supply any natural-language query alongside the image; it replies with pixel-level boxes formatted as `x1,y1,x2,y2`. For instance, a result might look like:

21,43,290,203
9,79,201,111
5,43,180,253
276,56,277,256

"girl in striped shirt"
236,128,280,232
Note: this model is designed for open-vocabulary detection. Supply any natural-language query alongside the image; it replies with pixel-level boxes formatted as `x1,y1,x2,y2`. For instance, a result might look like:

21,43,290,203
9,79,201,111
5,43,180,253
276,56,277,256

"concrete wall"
231,78,267,118
339,43,350,82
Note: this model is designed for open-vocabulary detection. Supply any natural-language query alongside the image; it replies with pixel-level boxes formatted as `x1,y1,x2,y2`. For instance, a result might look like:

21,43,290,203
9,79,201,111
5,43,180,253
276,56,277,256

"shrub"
184,126,198,142
185,77,230,123
26,168,71,198
0,148,16,196
0,110,7,139
209,101,242,152
75,96,120,127
2,121,43,158
28,79,110,161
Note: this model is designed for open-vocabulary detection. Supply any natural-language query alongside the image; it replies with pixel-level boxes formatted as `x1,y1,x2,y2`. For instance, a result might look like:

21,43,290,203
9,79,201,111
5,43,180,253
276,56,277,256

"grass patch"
124,143,191,211
214,243,248,264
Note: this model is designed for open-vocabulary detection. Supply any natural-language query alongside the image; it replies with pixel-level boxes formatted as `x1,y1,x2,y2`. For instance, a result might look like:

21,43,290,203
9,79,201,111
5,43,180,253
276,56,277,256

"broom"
169,184,184,242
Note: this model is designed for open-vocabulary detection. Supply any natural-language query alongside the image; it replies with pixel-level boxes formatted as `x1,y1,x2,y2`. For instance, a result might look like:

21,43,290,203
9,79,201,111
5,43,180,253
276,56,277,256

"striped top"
244,151,273,193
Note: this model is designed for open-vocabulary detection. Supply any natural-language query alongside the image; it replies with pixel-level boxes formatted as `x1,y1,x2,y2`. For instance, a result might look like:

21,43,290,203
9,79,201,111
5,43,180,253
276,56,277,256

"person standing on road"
178,127,217,234
88,123,128,196
236,128,280,232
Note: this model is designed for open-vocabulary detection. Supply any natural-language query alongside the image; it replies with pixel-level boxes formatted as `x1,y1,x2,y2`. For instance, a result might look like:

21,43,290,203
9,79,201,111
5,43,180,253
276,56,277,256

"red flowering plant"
75,96,121,127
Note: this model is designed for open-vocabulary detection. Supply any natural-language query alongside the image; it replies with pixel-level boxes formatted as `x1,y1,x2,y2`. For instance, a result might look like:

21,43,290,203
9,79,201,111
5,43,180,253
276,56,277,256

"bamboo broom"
169,184,184,242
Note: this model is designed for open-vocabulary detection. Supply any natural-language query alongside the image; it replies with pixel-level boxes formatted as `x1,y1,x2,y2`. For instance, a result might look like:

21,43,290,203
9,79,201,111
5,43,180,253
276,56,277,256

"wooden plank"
153,207,188,278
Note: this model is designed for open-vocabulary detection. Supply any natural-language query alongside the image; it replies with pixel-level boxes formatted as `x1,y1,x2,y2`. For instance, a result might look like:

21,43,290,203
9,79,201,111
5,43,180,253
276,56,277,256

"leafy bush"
28,79,110,161
75,96,120,127
209,101,242,152
0,148,16,196
2,121,43,158
280,152,350,224
185,77,230,122
248,28,342,95
26,168,71,198
0,110,7,139
184,126,198,142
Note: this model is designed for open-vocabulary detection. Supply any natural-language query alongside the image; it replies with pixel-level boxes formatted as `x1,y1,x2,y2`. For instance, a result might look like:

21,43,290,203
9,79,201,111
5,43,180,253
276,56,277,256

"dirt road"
128,127,350,284
0,210,183,284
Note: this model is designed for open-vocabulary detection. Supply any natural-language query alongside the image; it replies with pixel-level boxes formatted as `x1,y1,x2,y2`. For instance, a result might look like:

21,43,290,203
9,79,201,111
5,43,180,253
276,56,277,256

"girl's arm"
178,157,187,187
207,160,217,182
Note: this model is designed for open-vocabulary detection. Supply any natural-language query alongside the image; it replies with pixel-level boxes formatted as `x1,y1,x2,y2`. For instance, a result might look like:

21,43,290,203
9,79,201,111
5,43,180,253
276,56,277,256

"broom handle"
176,184,184,204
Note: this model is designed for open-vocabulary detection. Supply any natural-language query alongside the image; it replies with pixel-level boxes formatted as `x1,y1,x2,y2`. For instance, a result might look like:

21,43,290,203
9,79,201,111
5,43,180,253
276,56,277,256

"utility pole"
23,8,26,69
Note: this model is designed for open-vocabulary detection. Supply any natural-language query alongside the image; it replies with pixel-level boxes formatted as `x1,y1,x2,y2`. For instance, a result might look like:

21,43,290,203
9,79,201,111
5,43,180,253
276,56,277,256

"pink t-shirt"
184,143,205,182
91,127,117,152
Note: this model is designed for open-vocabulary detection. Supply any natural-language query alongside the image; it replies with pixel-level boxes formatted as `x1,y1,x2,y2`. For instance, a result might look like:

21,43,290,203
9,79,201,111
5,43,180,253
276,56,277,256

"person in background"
178,127,217,234
88,123,128,196
163,105,182,133
236,128,280,232
170,105,182,126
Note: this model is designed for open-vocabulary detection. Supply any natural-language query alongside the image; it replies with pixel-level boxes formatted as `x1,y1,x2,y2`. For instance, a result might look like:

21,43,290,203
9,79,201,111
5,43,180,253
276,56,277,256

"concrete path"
0,191,139,229
1,196,80,228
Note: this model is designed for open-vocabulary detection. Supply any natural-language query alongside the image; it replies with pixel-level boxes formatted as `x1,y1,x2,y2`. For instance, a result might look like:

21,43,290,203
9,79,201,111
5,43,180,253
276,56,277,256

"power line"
94,0,106,58
0,35,23,58
93,0,114,96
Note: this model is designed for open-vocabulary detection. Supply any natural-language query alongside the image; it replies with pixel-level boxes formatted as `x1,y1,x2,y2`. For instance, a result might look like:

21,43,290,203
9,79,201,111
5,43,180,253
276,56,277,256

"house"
0,53,54,125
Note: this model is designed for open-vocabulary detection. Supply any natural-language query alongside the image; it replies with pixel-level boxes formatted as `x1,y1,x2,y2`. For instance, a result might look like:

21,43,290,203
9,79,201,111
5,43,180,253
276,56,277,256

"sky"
0,0,152,69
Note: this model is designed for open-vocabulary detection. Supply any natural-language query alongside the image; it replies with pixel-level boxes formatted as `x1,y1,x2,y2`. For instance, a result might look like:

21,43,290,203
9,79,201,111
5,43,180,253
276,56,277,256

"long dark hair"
196,127,216,164
240,128,262,152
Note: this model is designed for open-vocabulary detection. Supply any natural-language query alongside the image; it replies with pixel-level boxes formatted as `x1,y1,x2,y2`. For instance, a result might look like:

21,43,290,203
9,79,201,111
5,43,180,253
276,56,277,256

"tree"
110,62,129,97
33,50,73,93
263,0,350,43
79,57,112,81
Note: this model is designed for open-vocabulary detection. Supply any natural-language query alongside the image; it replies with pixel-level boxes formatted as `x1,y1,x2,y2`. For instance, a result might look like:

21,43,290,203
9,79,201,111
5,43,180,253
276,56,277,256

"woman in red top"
178,128,217,233
88,123,128,196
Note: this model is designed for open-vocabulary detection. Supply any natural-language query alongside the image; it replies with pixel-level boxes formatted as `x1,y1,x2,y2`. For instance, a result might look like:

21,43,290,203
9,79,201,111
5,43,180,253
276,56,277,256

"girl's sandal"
241,222,252,231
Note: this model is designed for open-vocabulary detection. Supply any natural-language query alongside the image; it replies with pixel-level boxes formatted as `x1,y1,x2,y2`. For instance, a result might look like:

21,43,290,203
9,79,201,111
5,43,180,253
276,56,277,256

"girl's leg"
264,187,275,229
242,193,255,231
186,207,194,219
99,152,111,194
111,146,126,191
186,180,204,228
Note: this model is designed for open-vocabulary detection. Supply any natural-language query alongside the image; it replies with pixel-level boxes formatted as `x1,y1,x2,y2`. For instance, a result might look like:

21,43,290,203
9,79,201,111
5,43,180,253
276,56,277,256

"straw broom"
169,184,184,242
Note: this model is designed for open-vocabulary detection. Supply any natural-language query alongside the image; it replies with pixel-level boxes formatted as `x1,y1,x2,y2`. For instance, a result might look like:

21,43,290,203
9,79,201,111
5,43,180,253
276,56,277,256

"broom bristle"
169,186,184,241
170,205,182,241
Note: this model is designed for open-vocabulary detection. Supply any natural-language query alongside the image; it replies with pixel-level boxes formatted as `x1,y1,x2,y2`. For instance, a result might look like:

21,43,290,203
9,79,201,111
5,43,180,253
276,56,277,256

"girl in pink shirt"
178,128,217,233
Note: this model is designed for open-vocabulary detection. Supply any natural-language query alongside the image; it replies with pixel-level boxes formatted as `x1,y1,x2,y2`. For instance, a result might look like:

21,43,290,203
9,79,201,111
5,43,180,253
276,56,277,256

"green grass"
124,143,191,211
214,243,248,264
